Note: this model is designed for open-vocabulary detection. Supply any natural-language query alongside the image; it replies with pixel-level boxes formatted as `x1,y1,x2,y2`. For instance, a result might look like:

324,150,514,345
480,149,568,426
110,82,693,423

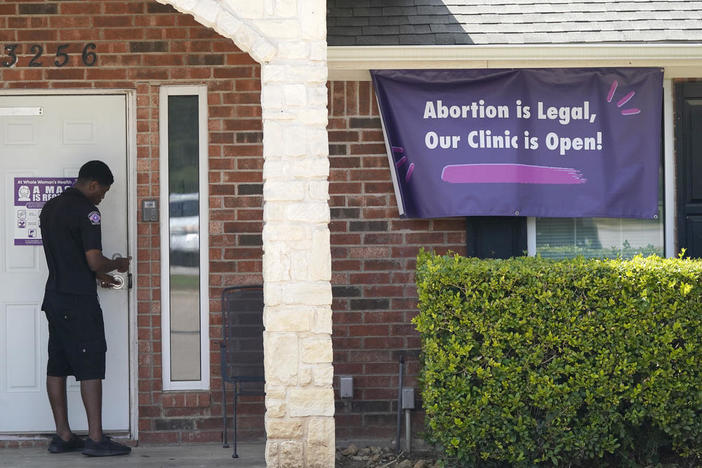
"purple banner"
371,68,663,219
14,177,75,245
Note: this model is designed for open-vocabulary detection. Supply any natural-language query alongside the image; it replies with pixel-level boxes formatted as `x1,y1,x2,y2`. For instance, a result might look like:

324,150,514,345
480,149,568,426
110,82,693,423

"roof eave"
328,43,702,80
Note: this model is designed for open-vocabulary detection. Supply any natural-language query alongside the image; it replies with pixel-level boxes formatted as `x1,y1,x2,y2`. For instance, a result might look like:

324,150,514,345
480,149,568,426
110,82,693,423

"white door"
0,94,130,432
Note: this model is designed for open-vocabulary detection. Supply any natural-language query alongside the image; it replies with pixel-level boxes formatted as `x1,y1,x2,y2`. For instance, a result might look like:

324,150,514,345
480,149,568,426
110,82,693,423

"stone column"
260,48,335,468
156,1,334,466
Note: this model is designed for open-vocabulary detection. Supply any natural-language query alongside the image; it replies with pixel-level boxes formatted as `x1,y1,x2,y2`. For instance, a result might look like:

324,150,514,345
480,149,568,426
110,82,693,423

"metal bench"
220,285,265,459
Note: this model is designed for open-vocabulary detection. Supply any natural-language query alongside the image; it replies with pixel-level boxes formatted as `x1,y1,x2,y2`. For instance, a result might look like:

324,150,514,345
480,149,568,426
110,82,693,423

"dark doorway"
466,217,527,259
675,82,702,258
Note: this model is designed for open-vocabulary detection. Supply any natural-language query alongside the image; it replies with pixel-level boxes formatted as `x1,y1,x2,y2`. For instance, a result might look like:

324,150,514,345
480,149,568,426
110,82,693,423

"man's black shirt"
40,187,102,297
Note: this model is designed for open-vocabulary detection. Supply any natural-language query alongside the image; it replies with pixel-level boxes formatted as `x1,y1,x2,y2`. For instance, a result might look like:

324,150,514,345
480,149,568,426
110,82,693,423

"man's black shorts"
43,292,107,381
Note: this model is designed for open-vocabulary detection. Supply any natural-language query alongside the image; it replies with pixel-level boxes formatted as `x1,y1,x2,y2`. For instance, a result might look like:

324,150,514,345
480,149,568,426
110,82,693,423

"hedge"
414,252,702,467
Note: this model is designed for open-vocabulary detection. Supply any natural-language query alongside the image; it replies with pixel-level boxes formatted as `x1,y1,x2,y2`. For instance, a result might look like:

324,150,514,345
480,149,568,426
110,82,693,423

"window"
531,171,664,259
528,80,674,260
533,216,663,259
159,86,209,390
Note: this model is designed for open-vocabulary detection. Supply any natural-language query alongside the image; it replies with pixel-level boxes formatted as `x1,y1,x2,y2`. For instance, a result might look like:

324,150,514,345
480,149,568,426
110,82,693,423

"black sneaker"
48,434,85,453
81,435,131,457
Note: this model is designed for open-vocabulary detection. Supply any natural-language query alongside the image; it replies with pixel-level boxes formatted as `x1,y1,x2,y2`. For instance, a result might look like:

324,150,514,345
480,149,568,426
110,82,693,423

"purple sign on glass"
371,68,663,219
14,177,75,246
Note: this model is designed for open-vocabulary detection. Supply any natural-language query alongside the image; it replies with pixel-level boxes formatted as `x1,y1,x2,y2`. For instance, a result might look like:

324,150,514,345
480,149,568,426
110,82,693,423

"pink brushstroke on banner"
405,163,415,182
616,90,636,107
621,108,641,116
607,80,618,103
441,163,586,185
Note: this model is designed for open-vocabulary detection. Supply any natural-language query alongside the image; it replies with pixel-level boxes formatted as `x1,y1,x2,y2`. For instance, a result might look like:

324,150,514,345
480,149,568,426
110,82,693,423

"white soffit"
328,44,702,80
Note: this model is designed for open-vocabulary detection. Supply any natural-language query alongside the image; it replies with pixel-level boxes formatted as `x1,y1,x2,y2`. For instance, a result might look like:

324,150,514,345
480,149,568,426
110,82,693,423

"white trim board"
126,90,139,440
663,79,676,257
328,44,702,80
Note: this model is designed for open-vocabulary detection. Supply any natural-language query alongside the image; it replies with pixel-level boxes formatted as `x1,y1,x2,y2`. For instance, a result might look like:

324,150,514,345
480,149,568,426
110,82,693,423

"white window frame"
159,85,210,391
527,78,676,259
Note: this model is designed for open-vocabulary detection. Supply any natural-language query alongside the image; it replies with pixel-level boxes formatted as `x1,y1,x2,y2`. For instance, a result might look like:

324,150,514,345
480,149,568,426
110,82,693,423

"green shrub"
414,252,702,467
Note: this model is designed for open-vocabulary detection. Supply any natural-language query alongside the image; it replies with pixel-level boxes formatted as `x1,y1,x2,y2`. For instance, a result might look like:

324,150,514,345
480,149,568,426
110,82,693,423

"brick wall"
0,0,467,446
327,81,467,440
0,0,264,444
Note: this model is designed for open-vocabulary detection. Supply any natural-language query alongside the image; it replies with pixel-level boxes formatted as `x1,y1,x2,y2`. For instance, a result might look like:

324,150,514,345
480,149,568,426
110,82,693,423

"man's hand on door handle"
86,250,131,274
97,272,119,289
114,256,131,273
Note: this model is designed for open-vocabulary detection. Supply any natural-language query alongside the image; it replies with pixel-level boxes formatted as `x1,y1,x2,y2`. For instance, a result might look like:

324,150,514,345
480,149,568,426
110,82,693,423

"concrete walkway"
0,442,266,467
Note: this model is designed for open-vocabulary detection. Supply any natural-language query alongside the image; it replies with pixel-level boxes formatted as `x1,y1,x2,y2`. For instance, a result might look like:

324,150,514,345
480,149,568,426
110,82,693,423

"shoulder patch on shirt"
88,211,101,225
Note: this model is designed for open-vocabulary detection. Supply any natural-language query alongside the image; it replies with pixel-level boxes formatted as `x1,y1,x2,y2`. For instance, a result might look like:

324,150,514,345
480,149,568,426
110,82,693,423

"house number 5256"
1,43,97,68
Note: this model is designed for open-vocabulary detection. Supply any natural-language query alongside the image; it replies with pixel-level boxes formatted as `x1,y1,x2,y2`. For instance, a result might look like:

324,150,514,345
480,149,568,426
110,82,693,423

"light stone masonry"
285,202,330,223
279,441,304,468
307,181,330,201
262,224,306,242
302,337,333,364
312,309,333,335
160,1,334,466
298,366,313,386
261,85,286,111
305,417,335,467
278,41,310,60
307,127,331,155
309,41,326,61
264,204,292,223
289,253,310,281
266,394,287,418
222,0,264,19
288,388,335,417
281,282,332,307
275,0,298,18
264,181,306,201
262,306,313,332
251,40,278,64
254,20,303,39
305,444,334,468
264,333,299,386
190,0,219,25
263,0,275,16
312,364,334,386
297,108,328,126
282,128,308,156
309,230,331,281
262,64,328,84
299,0,326,40
284,85,308,106
265,419,304,439
263,255,291,282
262,158,330,180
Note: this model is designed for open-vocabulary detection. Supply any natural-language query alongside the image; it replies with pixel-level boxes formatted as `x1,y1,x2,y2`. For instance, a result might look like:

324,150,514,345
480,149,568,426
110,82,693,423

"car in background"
169,193,199,254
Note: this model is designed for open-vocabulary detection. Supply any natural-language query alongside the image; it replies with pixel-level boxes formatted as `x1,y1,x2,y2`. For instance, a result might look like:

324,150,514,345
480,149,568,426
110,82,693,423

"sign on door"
13,177,75,245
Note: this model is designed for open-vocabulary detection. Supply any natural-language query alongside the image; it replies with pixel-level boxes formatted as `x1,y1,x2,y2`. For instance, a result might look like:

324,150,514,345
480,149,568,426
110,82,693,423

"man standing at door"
40,160,132,457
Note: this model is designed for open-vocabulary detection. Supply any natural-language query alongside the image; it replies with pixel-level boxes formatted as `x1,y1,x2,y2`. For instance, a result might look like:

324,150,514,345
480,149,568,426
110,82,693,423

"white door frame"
0,89,139,439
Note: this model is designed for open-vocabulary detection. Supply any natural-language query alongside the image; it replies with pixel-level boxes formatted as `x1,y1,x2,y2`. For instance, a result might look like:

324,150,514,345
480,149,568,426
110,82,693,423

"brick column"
157,1,334,466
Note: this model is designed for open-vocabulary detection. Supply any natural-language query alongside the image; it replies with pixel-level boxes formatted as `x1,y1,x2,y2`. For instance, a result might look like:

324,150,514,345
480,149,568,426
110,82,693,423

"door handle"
110,275,125,290
110,253,131,290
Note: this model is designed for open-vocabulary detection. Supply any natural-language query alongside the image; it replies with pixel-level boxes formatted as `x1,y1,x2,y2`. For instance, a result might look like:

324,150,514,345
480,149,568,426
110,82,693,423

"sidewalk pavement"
0,442,266,468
